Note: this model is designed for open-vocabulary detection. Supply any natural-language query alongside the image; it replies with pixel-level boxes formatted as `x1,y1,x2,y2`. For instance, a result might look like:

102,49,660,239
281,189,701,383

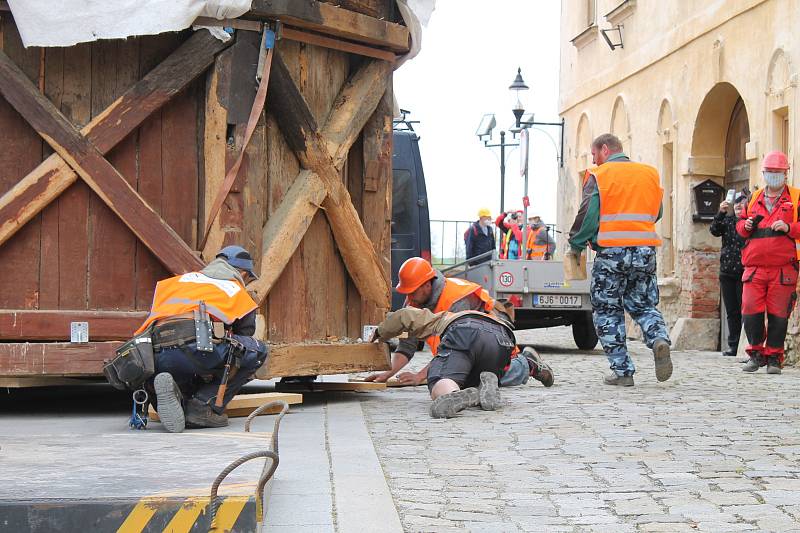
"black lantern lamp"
509,67,529,129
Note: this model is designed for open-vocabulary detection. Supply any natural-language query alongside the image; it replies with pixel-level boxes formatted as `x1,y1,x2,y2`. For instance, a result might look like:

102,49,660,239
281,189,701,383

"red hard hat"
395,257,435,294
762,150,790,171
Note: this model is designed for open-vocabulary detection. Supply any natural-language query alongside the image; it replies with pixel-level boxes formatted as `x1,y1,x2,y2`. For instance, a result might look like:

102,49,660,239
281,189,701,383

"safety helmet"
762,150,790,171
395,257,436,294
478,207,491,218
216,245,258,280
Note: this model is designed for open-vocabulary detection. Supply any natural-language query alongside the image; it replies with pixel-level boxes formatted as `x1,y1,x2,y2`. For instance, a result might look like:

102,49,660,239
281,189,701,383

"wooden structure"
0,0,409,382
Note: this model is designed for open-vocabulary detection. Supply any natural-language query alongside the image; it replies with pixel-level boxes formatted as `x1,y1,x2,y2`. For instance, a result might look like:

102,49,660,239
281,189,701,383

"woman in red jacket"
736,151,800,374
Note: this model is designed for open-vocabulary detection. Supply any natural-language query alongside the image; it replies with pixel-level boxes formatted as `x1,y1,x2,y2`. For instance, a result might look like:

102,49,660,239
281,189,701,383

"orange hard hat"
762,150,790,171
395,257,435,294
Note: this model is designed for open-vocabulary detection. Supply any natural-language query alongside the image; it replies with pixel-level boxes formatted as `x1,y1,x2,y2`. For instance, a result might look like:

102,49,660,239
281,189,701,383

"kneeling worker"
366,257,552,388
135,245,268,432
373,307,522,418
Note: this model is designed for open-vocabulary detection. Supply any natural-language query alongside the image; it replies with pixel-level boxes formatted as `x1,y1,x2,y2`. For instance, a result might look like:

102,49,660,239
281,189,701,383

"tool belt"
151,318,199,351
103,329,155,391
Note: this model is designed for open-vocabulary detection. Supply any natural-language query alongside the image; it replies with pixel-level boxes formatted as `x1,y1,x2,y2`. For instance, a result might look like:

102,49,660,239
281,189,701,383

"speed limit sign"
499,271,514,287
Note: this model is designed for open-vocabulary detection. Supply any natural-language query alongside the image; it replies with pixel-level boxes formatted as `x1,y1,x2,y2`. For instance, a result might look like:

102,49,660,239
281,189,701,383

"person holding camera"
736,151,800,374
496,210,525,259
710,192,746,357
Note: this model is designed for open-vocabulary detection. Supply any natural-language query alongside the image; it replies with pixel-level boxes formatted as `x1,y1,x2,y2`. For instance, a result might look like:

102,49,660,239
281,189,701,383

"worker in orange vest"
365,257,554,392
135,246,268,433
568,134,672,387
526,215,555,260
736,151,800,374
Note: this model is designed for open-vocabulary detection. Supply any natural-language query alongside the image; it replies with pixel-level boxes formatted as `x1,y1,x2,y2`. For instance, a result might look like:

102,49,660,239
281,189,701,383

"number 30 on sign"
499,272,514,287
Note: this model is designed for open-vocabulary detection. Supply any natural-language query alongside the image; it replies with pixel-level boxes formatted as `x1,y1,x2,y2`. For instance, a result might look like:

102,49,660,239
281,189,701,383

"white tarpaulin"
7,0,252,48
395,0,435,68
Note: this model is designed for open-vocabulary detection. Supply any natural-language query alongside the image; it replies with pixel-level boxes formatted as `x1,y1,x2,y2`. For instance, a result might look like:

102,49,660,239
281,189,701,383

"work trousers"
590,246,670,376
427,318,515,391
152,335,268,413
719,273,743,352
741,264,798,364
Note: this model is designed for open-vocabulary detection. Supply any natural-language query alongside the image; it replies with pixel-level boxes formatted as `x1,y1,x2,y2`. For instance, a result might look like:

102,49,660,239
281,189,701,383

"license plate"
533,294,582,307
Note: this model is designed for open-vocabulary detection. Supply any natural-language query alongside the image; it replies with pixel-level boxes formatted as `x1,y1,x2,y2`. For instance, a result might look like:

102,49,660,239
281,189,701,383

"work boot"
154,372,185,433
766,356,782,375
722,348,737,357
185,398,229,428
742,354,762,373
603,373,634,387
478,372,502,411
652,338,673,382
522,347,554,387
429,387,480,418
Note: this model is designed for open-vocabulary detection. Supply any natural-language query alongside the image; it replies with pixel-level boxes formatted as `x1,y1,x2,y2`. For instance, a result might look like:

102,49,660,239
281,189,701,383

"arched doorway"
725,97,751,194
690,82,751,349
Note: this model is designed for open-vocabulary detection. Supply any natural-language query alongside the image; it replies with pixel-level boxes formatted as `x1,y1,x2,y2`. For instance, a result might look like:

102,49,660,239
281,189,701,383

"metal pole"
559,117,565,168
522,131,528,260
499,131,506,214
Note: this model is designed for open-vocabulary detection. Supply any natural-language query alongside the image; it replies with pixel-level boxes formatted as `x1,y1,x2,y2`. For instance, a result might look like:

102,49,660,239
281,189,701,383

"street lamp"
476,113,518,214
508,67,566,168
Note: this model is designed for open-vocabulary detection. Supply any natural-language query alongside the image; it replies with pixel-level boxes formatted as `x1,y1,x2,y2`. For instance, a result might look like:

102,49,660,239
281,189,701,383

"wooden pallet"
148,391,302,421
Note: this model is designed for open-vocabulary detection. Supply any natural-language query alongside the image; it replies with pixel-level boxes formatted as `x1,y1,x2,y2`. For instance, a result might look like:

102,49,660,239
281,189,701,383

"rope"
208,400,289,529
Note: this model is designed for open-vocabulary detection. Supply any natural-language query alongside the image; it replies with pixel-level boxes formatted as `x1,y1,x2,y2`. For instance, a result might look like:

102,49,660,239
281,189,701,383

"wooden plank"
0,18,42,310
0,31,231,250
281,26,396,63
0,310,146,341
319,0,393,20
350,377,427,388
0,341,121,376
88,38,140,310
57,44,93,309
248,0,409,52
0,49,205,275
149,391,302,421
346,135,364,339
276,381,386,392
0,377,88,388
257,342,390,379
249,171,327,304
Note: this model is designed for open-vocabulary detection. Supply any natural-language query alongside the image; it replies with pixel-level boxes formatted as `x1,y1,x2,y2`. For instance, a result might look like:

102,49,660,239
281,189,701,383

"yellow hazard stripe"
210,497,249,532
116,497,167,533
162,497,206,533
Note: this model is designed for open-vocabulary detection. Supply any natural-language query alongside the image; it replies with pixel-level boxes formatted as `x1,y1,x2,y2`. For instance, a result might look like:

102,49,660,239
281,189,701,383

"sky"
394,0,562,227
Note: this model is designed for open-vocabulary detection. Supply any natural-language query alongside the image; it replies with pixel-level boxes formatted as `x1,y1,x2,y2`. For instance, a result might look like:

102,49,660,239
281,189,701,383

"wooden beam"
249,170,328,304
0,50,205,275
276,381,386,392
0,31,230,249
321,59,391,170
149,391,302,420
248,0,410,52
257,342,390,379
281,27,396,62
0,310,146,341
0,341,121,376
268,52,391,307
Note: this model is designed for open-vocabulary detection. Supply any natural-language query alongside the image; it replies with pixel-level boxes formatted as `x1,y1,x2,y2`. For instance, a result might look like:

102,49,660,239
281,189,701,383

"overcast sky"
394,0,562,226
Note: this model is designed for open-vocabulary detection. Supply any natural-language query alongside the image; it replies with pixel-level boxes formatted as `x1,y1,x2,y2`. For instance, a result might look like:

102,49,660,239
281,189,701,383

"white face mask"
479,218,491,227
764,171,786,189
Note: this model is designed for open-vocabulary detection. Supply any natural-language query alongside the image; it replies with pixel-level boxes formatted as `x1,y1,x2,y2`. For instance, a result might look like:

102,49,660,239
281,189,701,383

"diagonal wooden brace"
264,52,391,307
0,50,204,275
0,30,230,249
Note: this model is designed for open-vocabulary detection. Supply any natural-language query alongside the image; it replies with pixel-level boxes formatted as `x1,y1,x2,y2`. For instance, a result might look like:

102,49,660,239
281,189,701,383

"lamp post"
476,113,518,214
507,67,567,258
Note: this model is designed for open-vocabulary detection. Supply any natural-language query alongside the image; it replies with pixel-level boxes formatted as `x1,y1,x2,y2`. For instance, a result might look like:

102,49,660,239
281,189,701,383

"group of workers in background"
465,208,557,263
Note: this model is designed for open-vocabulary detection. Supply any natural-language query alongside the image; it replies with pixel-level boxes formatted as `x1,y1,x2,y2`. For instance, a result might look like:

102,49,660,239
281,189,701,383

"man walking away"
567,133,672,386
737,151,800,375
465,207,496,265
710,193,746,357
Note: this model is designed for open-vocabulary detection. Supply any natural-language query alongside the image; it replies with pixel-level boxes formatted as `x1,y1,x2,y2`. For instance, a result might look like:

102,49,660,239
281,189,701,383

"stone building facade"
557,0,800,363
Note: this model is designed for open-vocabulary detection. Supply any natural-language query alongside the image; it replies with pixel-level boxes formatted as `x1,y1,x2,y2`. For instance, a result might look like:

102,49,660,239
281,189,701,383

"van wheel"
572,312,598,350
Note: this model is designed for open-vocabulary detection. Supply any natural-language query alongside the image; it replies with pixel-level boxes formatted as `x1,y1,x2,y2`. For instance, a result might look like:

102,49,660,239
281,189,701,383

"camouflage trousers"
590,246,670,376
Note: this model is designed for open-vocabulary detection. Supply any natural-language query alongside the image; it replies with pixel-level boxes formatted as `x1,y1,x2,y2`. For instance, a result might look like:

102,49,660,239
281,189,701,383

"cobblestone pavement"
359,327,800,533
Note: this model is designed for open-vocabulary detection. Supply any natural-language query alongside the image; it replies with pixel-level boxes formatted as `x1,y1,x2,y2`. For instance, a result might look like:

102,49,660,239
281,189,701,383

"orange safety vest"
135,272,257,334
526,227,548,259
427,278,494,355
592,161,663,247
747,185,800,259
